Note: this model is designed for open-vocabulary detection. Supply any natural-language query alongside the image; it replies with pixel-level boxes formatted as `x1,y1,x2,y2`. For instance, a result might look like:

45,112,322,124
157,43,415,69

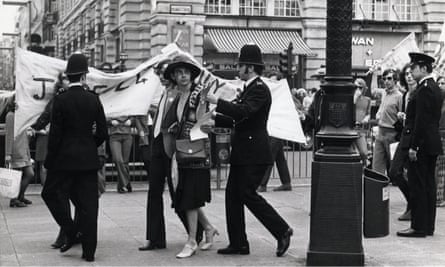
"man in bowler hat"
43,52,108,261
205,43,293,256
397,52,443,237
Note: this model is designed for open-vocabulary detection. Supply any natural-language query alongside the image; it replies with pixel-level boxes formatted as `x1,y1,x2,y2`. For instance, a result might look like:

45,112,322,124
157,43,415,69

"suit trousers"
388,144,410,210
226,164,290,248
109,134,133,190
42,170,98,256
260,137,291,187
408,152,438,234
145,135,203,245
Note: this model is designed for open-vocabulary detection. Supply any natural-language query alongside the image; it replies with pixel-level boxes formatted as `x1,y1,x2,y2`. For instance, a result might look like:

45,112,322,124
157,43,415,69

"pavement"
1,181,445,266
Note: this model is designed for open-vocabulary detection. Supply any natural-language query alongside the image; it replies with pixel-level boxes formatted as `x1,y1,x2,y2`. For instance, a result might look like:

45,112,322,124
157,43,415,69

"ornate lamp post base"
306,0,365,264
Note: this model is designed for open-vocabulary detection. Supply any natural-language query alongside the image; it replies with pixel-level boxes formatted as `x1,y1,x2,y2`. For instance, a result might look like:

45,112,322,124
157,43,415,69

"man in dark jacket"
397,52,443,238
43,53,108,261
206,43,293,257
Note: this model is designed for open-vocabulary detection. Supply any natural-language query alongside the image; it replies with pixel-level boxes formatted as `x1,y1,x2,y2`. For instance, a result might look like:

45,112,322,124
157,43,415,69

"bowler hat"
238,43,264,67
163,55,201,82
409,52,435,66
66,53,89,75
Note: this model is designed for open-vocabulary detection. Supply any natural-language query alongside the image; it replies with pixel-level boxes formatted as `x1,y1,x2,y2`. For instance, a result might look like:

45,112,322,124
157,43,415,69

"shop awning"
205,28,316,56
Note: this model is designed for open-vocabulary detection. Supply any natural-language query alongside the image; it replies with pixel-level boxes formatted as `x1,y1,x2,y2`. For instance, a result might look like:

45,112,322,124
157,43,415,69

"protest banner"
14,43,306,143
367,32,420,74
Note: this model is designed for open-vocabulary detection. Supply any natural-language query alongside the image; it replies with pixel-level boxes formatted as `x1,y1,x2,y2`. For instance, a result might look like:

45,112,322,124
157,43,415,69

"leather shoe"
217,245,250,255
126,183,133,193
398,210,411,221
257,185,267,192
273,184,292,191
117,188,126,194
51,230,66,249
60,241,74,253
60,232,78,253
138,242,166,251
82,253,95,262
20,198,33,205
396,228,426,238
276,227,293,257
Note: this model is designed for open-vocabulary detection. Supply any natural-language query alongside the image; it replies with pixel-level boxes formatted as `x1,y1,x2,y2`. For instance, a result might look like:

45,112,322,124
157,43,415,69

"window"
392,0,420,21
205,0,231,15
274,0,301,17
353,0,421,21
239,0,266,16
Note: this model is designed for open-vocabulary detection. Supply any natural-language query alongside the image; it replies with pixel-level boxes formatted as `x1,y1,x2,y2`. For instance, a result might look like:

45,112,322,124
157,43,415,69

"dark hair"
411,62,433,73
253,65,264,76
382,69,399,81
154,59,172,76
67,73,82,83
53,72,67,93
268,71,282,80
399,63,411,89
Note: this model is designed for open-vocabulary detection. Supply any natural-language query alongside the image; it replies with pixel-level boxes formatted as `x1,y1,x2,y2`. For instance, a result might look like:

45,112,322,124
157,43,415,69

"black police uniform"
214,44,292,256
398,53,443,237
43,54,108,260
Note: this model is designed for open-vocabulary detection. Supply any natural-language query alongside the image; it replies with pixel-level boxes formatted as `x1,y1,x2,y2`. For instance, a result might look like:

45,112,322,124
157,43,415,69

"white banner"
368,32,420,74
15,44,305,143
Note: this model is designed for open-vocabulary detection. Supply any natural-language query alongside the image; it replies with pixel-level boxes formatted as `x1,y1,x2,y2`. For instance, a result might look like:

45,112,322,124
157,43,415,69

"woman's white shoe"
200,228,219,251
176,242,198,258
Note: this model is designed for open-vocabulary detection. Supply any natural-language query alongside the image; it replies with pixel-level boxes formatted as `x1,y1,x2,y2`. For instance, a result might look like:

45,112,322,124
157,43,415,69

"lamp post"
3,0,31,47
306,0,364,266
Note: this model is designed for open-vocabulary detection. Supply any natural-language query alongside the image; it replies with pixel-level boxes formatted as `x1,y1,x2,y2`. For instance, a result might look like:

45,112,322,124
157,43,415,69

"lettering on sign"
170,5,192,14
352,36,375,46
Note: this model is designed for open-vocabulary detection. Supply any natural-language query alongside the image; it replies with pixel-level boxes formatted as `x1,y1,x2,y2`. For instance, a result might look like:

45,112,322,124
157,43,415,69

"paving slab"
1,183,445,266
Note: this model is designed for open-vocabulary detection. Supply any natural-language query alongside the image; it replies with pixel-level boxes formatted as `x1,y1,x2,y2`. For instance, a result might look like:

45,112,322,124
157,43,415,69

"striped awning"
205,28,316,56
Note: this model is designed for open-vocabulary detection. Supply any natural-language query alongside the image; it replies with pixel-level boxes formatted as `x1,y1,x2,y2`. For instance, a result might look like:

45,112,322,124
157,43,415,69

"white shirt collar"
69,82,83,88
244,75,259,89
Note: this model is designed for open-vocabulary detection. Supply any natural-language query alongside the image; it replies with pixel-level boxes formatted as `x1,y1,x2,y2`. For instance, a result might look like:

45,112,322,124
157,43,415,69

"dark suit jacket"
152,89,181,158
400,77,443,155
215,77,273,165
44,86,108,171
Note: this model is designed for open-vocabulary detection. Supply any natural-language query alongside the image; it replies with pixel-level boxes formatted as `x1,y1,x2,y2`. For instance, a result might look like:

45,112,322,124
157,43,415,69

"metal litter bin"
363,168,390,238
211,128,231,165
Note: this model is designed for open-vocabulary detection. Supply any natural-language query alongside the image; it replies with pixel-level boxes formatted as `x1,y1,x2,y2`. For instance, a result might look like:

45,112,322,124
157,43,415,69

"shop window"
205,0,231,15
353,0,421,21
239,0,266,16
274,0,301,17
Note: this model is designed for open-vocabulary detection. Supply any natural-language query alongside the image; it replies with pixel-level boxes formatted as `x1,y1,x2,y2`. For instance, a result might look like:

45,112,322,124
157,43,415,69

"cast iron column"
306,0,364,265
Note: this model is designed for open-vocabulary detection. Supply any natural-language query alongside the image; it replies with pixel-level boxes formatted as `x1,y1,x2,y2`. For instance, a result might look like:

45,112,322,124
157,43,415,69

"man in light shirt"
372,69,403,177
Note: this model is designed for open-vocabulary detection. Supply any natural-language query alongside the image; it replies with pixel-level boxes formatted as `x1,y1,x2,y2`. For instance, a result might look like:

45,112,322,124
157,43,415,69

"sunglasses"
382,77,393,81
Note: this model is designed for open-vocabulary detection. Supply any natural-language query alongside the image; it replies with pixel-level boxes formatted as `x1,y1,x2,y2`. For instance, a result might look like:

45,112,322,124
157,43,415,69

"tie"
153,93,167,137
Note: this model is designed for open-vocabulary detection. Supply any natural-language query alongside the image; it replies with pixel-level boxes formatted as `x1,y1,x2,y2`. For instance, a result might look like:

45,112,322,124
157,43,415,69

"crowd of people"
4,41,445,262
4,43,294,262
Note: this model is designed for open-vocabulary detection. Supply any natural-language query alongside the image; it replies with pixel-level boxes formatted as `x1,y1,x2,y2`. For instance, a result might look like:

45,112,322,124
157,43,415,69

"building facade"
37,0,445,88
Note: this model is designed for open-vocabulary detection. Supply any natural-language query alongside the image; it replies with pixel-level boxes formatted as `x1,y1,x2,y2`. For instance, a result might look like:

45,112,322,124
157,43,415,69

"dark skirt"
175,168,211,212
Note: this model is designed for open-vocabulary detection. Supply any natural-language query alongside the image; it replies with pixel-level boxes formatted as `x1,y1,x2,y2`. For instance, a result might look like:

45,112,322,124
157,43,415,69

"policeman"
43,53,108,261
397,52,443,237
205,43,293,256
